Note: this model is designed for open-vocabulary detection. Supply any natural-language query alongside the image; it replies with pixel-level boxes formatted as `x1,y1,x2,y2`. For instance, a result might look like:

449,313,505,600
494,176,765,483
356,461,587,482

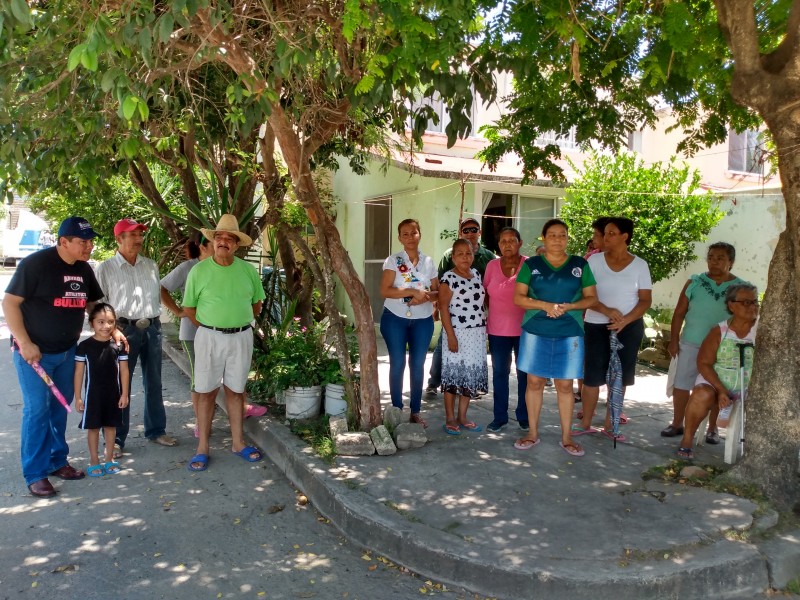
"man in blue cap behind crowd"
3,216,105,497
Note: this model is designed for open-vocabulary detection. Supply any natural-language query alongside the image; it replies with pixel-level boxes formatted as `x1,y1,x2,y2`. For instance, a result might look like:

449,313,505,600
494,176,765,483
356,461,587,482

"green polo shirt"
438,244,496,278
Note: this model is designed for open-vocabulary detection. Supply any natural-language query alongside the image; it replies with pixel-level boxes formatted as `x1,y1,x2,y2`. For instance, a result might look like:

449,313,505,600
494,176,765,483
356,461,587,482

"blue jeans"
488,334,528,424
14,347,76,485
117,319,166,446
380,309,434,414
426,331,443,389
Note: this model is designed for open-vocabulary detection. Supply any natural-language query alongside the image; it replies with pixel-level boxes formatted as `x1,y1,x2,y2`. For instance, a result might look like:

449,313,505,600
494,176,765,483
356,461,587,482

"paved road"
0,270,470,600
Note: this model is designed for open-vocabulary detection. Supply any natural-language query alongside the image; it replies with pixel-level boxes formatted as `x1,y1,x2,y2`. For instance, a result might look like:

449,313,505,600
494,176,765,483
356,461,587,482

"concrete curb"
244,415,769,600
162,329,798,599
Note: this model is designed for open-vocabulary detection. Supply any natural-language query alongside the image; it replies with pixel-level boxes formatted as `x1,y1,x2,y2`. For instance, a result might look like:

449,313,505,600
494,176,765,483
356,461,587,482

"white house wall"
651,188,785,310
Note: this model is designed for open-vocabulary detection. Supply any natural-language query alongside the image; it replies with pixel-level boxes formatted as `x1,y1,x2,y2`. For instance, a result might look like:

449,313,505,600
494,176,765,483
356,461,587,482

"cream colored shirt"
95,252,162,320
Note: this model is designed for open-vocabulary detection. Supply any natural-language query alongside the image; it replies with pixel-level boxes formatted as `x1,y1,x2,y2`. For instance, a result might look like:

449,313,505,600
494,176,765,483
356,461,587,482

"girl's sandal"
103,461,122,475
87,464,105,478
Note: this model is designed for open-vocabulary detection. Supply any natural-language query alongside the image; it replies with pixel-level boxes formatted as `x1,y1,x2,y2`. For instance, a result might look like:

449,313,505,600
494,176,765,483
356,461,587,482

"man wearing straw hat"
182,214,266,471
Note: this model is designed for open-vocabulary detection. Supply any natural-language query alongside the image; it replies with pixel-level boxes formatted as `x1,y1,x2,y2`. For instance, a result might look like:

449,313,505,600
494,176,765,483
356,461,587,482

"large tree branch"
713,0,760,72
760,0,800,75
303,97,352,157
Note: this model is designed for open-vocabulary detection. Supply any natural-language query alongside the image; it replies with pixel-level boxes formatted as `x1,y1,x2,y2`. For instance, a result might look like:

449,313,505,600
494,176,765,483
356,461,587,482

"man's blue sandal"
187,453,209,471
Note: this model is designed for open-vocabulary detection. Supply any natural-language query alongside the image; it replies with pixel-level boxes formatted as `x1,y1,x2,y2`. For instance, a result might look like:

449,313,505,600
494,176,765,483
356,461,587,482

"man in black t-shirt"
3,216,104,498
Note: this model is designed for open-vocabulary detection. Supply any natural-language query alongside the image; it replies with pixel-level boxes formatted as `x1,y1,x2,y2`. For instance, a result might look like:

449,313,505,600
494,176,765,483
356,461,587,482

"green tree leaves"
559,153,724,284
67,44,98,72
476,0,764,178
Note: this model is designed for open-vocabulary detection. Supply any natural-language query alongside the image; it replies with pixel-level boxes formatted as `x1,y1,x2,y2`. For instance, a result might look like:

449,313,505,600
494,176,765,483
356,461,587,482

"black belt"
118,316,159,329
200,324,251,334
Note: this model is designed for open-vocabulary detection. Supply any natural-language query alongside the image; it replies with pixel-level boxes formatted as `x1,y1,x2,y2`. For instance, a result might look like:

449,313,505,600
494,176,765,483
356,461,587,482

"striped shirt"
95,252,162,319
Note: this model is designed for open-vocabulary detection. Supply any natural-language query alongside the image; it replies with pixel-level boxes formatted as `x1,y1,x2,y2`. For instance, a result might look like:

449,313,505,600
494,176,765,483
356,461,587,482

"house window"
409,93,474,136
728,129,762,175
364,196,392,322
535,126,578,151
627,131,643,153
518,196,557,253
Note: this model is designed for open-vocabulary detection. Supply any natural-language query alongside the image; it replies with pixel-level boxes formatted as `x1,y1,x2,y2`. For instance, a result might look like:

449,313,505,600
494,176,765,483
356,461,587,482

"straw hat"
200,214,253,246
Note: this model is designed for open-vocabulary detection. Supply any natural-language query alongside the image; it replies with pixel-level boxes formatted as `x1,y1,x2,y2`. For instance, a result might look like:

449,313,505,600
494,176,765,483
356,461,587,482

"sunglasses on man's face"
461,227,479,234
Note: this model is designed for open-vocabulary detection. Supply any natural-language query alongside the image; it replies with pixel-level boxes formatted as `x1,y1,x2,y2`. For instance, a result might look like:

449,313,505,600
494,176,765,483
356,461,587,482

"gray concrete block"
382,405,408,429
759,530,800,589
335,432,375,456
329,414,348,438
369,425,397,456
393,422,427,450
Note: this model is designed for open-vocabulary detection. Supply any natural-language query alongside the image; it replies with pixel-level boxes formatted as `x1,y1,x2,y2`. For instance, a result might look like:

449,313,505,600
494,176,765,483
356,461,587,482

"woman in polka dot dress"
439,239,488,435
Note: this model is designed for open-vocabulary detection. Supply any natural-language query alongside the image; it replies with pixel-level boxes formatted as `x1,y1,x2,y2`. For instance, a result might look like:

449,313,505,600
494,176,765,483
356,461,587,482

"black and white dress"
441,268,488,398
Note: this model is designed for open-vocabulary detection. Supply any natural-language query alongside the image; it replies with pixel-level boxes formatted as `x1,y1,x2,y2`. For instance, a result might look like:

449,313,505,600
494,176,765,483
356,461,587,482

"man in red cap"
95,218,177,456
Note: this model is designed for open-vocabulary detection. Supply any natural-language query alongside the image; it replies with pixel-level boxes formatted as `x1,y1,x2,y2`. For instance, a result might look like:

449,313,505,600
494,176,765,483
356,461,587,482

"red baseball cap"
113,218,148,237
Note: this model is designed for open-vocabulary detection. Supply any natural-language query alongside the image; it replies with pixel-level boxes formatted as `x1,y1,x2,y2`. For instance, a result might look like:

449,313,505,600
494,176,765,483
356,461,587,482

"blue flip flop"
460,421,483,433
187,453,209,471
103,461,122,475
87,464,105,477
232,446,263,462
443,424,461,436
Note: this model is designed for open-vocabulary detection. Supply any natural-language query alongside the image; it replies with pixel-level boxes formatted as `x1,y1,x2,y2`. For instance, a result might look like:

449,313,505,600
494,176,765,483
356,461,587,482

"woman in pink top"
483,227,529,432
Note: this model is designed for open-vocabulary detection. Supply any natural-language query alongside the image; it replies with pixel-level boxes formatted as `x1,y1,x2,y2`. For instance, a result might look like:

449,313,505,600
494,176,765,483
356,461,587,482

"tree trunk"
312,211,379,428
128,160,182,241
713,0,800,509
270,108,381,429
190,15,382,429
257,129,315,326
731,121,800,511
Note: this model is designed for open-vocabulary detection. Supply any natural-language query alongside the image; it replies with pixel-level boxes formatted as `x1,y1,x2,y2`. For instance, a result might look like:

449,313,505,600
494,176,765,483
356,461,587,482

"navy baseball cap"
57,216,97,240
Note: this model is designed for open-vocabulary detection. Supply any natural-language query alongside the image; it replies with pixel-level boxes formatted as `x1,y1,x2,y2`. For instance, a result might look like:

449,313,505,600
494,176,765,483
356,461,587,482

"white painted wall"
651,186,784,310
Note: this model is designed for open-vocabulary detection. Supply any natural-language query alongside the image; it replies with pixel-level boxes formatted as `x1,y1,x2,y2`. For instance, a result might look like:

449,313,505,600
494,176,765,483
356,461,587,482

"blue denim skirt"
518,331,584,380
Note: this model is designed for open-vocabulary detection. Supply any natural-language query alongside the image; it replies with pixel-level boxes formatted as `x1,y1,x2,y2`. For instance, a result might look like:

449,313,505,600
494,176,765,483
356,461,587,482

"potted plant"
320,357,347,416
269,317,328,418
320,324,360,416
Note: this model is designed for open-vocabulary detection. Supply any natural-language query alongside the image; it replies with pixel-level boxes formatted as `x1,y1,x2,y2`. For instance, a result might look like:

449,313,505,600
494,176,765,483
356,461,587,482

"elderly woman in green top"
662,242,744,444
677,282,758,460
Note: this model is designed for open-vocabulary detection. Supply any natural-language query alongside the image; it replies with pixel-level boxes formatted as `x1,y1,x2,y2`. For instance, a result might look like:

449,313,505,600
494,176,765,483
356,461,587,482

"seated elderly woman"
676,282,758,460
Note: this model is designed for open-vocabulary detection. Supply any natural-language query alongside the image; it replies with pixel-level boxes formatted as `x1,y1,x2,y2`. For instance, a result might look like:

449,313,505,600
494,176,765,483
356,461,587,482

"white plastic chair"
693,399,744,464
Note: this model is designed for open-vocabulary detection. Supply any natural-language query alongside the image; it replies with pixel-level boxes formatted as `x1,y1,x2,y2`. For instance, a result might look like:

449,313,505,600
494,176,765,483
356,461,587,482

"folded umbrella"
606,331,623,448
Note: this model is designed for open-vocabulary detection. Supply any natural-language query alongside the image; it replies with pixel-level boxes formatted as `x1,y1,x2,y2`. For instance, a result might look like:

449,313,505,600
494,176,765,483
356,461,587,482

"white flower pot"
284,386,322,419
324,383,347,416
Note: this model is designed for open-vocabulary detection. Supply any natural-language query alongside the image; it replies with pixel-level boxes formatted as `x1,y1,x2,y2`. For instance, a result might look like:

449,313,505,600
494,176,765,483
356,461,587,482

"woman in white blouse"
574,217,652,442
379,219,439,428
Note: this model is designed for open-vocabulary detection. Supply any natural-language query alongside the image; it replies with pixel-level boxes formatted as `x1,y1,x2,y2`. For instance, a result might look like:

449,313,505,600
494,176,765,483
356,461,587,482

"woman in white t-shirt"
574,217,652,442
379,219,439,427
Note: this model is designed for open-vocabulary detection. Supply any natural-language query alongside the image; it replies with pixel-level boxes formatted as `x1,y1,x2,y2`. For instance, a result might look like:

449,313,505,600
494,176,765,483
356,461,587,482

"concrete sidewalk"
162,325,800,600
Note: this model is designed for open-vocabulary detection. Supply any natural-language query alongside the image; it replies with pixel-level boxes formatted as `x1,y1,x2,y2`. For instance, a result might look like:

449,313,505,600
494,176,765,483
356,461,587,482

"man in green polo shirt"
183,214,266,472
